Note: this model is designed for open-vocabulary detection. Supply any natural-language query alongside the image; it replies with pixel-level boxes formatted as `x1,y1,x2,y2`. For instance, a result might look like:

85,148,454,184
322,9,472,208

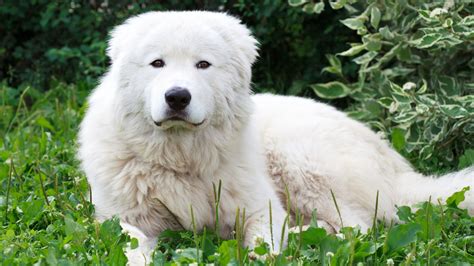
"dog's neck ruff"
116,110,250,178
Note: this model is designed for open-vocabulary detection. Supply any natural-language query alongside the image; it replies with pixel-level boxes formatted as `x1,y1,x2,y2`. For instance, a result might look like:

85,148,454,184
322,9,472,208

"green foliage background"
1,0,473,265
0,0,353,93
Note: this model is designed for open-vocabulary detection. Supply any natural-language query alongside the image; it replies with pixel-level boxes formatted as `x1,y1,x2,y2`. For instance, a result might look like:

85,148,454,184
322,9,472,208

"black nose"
165,87,192,111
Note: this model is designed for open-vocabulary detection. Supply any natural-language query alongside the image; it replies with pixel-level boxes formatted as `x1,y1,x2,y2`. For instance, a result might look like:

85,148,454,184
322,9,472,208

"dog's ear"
210,13,259,66
106,18,133,63
106,22,128,63
232,20,259,66
106,12,157,63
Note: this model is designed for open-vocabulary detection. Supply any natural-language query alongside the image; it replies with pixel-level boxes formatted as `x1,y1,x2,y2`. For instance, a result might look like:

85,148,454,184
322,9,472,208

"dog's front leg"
244,200,286,253
118,199,188,265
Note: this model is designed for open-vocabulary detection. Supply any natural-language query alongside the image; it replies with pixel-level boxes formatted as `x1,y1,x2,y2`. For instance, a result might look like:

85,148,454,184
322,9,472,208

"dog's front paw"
288,220,338,234
121,222,156,266
125,247,152,266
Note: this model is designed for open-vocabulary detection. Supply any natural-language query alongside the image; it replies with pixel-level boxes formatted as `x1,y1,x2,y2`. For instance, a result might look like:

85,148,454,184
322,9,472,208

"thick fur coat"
78,11,474,265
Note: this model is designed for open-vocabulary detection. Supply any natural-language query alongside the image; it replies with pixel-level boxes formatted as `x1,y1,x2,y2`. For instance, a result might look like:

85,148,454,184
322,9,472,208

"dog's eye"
196,61,211,69
150,59,165,68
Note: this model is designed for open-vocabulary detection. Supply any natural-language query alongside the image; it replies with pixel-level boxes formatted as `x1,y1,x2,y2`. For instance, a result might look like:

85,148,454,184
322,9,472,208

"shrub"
290,0,474,172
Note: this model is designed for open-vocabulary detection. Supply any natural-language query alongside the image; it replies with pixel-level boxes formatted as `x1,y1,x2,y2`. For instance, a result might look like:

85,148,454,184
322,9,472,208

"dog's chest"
150,171,240,236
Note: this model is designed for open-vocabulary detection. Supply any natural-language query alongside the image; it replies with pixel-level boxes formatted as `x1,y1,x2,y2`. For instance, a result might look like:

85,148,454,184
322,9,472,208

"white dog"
78,11,473,264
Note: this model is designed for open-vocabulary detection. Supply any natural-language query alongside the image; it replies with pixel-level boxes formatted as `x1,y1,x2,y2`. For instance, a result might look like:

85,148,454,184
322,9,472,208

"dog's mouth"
154,116,205,129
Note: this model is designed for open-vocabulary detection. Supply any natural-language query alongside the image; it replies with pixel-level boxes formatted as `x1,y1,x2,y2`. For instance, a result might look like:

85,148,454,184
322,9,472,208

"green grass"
1,82,473,265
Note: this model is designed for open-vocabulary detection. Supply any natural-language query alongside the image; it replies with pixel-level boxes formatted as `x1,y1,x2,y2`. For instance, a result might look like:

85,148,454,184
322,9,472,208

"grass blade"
330,189,343,229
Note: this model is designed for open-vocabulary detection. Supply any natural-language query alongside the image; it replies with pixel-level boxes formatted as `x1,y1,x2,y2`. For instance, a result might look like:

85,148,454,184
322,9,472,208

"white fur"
252,94,473,232
78,11,473,265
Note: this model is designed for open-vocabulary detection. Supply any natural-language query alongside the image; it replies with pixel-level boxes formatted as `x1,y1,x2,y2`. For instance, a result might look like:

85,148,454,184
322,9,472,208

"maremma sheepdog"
78,11,473,264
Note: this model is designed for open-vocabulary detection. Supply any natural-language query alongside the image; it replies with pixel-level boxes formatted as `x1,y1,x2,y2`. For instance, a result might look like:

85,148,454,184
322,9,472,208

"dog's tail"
396,167,474,213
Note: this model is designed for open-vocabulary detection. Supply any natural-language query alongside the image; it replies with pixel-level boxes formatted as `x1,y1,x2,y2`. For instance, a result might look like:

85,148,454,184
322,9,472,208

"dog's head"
107,11,258,131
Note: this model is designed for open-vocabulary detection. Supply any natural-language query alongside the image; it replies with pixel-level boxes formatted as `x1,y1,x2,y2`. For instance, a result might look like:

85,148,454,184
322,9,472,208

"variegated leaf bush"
290,0,474,172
